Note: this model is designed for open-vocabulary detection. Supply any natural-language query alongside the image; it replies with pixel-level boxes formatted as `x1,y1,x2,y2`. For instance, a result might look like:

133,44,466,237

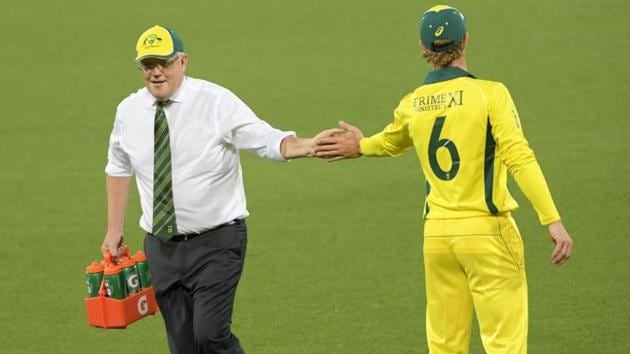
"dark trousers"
144,220,247,354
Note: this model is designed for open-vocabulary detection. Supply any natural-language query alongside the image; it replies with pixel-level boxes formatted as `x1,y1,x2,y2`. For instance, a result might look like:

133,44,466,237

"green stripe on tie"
152,101,178,239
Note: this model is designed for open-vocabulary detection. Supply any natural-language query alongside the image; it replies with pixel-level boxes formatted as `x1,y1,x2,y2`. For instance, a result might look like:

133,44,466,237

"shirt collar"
167,76,187,103
423,66,475,85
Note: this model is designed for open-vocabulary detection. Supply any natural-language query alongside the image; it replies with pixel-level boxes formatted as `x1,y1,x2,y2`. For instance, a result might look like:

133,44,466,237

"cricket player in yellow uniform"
315,5,573,354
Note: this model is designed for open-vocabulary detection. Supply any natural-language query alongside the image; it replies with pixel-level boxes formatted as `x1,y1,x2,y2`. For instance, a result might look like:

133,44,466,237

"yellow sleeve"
359,104,413,157
512,163,560,225
489,83,560,225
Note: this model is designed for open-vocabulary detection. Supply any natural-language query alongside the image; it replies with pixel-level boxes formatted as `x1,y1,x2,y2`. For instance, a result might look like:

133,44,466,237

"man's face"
139,54,188,101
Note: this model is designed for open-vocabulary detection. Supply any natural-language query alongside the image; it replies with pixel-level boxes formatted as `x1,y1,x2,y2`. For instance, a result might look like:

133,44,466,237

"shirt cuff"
359,135,387,156
271,131,296,161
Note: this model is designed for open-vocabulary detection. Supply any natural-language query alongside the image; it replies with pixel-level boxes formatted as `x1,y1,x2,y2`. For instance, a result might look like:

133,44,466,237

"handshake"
285,121,365,161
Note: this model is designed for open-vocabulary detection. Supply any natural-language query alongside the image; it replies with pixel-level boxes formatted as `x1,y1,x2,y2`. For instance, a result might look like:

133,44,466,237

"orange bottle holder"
84,248,159,329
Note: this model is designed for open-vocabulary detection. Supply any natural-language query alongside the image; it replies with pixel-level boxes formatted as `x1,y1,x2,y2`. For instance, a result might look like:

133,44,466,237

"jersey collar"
423,66,475,85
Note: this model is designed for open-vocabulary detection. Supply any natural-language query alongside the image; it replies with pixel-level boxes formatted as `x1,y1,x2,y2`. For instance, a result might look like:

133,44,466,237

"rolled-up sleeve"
217,90,295,161
105,110,134,176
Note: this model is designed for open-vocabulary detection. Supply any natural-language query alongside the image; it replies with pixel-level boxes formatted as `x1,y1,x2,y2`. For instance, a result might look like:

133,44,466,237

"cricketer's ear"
459,33,470,54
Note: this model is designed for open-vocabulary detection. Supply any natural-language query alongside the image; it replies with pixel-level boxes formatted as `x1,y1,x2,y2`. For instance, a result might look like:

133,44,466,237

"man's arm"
314,121,364,161
280,128,346,159
101,175,132,257
315,104,413,161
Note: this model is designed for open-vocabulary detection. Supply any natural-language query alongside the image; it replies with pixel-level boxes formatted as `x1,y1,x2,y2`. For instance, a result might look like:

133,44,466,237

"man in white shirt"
101,25,337,354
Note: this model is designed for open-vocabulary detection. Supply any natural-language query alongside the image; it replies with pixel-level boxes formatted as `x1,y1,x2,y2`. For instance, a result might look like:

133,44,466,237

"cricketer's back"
360,67,559,224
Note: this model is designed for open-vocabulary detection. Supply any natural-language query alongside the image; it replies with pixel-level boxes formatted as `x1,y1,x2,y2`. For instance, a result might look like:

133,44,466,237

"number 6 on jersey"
428,116,460,181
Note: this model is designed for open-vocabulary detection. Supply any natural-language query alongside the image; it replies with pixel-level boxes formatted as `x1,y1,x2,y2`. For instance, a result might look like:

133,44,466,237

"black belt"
167,219,241,242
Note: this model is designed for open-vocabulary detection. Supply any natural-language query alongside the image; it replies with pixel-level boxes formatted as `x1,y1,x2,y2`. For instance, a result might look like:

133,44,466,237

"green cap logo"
143,34,162,46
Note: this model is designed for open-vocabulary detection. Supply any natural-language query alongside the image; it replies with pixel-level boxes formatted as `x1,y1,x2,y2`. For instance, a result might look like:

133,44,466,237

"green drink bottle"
132,250,152,288
103,263,127,299
85,262,104,297
119,256,141,294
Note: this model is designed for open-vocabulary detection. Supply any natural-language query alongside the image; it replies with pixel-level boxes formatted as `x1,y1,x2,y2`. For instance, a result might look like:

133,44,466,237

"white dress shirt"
105,77,294,234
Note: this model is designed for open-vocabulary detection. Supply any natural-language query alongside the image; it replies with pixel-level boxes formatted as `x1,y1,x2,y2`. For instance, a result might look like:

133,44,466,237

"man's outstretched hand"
314,121,364,162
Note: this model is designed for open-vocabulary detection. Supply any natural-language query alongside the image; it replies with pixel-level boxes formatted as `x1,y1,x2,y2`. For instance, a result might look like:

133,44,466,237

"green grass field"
1,0,629,353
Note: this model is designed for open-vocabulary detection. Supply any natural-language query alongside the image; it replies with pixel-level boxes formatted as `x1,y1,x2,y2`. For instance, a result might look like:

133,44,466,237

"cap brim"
135,52,178,62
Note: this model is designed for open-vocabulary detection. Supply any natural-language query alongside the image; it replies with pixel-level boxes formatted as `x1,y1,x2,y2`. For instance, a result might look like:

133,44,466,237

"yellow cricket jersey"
360,67,560,225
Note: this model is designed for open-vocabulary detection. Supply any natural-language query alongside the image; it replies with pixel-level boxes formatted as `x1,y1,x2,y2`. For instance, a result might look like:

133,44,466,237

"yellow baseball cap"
135,25,184,62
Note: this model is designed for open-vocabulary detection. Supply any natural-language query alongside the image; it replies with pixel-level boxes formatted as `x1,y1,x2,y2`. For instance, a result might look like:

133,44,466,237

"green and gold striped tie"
152,100,178,239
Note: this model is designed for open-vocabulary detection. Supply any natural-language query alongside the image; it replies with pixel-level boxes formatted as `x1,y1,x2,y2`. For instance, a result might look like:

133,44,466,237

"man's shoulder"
184,77,232,97
117,87,149,111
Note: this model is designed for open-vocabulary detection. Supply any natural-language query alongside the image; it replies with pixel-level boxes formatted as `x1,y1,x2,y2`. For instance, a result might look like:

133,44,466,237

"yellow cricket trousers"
423,214,528,354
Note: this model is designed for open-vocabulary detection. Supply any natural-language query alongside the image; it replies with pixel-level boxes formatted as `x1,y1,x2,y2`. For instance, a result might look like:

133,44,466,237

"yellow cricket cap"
135,25,184,62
